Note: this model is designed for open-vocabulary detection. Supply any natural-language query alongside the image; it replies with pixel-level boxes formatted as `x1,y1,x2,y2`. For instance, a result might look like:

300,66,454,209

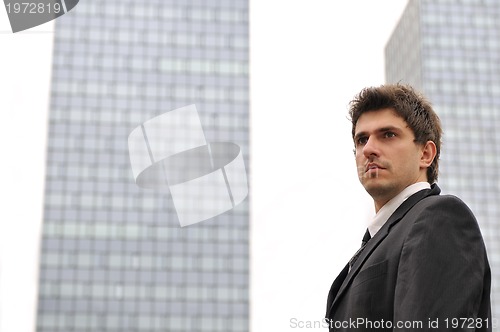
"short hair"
348,84,442,184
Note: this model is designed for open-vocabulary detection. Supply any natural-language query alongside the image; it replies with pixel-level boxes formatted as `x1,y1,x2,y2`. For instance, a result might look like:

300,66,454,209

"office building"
386,0,500,321
36,0,249,331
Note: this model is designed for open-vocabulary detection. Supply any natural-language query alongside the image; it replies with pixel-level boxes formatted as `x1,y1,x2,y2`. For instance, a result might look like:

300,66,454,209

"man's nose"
362,136,380,159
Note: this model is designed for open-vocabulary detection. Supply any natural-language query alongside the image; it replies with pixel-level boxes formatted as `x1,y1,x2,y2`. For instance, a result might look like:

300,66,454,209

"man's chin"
362,180,391,196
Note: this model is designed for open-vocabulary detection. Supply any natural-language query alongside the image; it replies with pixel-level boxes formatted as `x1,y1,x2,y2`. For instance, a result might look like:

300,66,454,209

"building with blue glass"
386,0,500,322
36,1,249,331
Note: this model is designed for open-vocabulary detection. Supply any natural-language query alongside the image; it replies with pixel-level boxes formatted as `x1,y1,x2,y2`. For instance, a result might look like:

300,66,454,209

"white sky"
250,1,407,330
0,1,408,331
0,9,54,332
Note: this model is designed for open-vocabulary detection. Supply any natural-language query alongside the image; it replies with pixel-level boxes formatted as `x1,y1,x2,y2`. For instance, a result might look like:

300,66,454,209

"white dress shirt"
367,182,431,237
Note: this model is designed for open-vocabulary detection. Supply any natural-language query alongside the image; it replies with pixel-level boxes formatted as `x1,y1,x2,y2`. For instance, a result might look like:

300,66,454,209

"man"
325,84,491,331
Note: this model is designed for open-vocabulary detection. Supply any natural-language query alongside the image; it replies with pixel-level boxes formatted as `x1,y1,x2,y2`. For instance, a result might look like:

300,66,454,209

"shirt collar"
367,182,431,237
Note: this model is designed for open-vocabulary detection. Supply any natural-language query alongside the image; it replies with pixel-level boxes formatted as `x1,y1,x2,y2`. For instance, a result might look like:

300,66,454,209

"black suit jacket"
326,184,491,331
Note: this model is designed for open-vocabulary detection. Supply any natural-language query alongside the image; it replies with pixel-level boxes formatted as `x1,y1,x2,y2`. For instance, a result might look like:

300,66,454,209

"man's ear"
420,140,437,168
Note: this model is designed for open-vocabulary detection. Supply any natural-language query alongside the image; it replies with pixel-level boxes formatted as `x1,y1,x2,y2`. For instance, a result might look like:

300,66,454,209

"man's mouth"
365,163,385,173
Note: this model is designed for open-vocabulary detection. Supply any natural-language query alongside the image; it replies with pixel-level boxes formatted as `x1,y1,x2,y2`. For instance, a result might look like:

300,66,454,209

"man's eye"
356,137,368,145
384,132,396,138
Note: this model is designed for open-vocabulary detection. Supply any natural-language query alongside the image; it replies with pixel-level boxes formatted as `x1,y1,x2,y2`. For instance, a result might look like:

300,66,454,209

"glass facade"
386,0,500,322
36,0,249,331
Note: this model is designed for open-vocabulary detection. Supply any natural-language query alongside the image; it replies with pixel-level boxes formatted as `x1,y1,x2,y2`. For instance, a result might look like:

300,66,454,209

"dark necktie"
348,229,371,271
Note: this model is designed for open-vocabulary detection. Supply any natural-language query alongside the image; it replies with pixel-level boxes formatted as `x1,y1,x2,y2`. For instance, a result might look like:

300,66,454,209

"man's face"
354,108,428,209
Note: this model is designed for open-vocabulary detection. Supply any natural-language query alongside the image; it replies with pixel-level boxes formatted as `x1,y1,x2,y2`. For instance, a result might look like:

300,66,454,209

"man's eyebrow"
378,126,402,133
354,126,402,140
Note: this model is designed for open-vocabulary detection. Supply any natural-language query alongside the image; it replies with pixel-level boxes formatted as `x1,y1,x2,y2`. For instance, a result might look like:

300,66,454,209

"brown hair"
348,84,442,184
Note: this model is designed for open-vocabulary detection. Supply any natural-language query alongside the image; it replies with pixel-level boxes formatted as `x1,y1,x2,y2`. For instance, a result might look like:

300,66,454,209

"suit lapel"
326,184,441,318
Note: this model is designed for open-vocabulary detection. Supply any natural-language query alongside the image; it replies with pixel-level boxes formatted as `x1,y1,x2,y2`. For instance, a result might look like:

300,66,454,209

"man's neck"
373,182,431,213
368,182,432,237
